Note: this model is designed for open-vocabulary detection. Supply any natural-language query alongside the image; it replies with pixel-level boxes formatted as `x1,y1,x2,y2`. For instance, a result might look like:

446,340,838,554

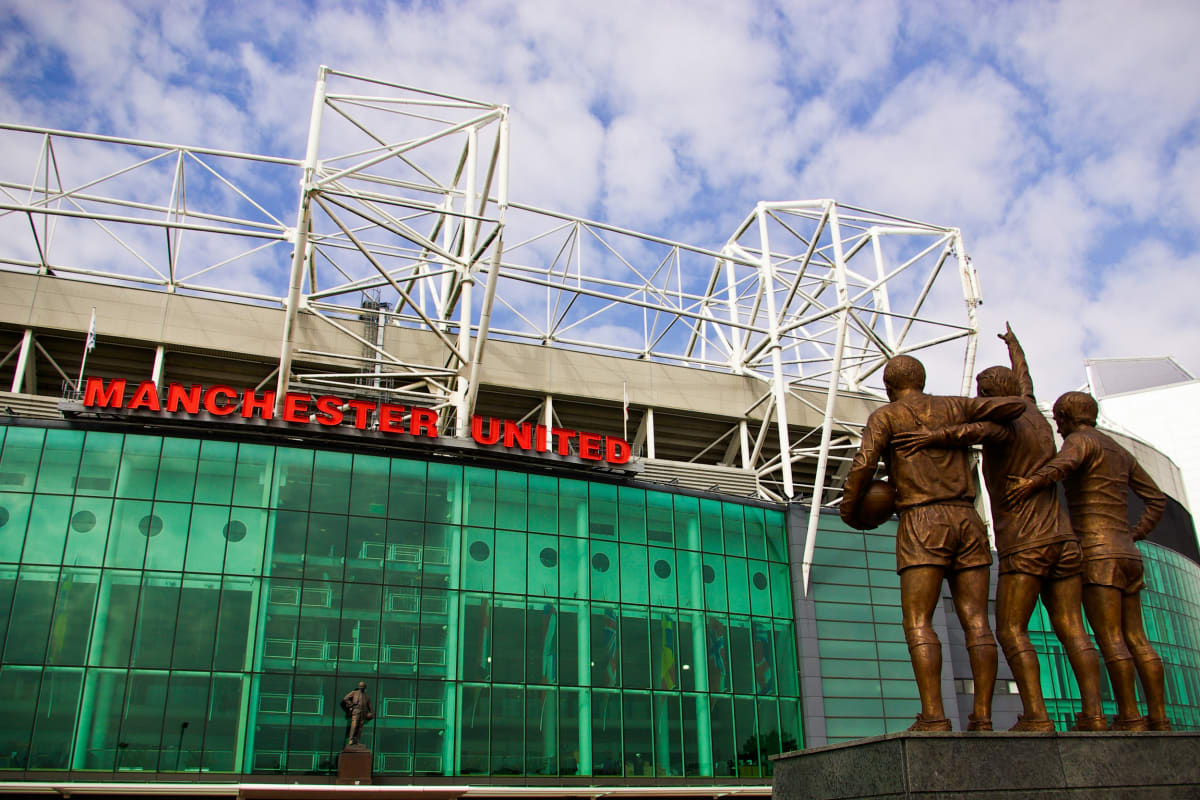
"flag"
753,622,775,694
706,616,728,692
658,615,677,690
85,308,96,352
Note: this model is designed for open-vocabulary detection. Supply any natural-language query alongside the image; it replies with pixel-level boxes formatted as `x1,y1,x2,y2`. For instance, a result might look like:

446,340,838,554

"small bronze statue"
893,325,1106,731
1008,391,1171,731
841,354,1023,732
341,681,375,746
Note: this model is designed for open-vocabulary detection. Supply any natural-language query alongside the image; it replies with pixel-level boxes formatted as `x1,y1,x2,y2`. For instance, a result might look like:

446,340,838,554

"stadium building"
0,69,1197,796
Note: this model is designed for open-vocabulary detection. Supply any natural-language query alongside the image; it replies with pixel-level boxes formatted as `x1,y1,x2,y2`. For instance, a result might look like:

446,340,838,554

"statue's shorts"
1083,556,1145,595
1000,538,1083,579
896,502,992,573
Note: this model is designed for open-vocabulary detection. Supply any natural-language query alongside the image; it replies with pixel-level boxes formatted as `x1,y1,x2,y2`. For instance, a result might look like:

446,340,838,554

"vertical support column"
274,66,328,413
722,254,743,373
953,231,982,395
801,202,851,591
756,206,794,498
870,229,896,354
453,127,479,439
645,408,656,460
151,345,165,388
738,420,751,471
10,328,32,393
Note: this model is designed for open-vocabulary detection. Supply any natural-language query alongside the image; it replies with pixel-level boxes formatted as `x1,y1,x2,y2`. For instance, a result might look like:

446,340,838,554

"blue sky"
1,0,1198,398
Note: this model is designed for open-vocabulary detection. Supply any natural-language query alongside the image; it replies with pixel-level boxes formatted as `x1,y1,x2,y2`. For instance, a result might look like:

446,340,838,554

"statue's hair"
1053,391,1098,427
976,365,1021,397
883,355,926,392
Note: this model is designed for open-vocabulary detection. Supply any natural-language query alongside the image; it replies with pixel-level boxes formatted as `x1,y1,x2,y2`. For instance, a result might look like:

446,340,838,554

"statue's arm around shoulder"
1129,459,1167,541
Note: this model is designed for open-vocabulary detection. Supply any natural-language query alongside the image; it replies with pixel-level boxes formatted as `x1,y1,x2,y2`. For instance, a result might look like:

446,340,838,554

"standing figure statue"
341,681,375,746
893,325,1106,731
1008,390,1171,731
841,355,1023,731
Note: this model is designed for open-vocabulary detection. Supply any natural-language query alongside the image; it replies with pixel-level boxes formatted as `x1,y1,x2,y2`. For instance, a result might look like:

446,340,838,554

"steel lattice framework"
0,67,982,577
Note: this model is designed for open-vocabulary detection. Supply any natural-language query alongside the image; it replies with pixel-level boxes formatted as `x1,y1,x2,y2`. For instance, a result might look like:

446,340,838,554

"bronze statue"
341,681,375,746
893,325,1106,731
1008,391,1171,731
841,354,1023,732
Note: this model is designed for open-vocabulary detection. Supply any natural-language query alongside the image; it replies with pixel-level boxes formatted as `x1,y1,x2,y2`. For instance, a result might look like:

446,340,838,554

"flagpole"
75,307,96,394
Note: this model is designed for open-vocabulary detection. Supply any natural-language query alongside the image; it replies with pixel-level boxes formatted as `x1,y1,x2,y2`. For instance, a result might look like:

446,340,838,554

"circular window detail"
753,572,768,590
138,514,164,537
0,506,10,528
653,559,672,579
540,548,558,568
71,510,97,532
223,520,248,543
591,553,610,572
469,541,491,561
702,565,716,584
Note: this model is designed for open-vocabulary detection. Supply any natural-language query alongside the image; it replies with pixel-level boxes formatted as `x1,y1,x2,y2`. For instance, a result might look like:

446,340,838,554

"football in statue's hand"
850,479,896,530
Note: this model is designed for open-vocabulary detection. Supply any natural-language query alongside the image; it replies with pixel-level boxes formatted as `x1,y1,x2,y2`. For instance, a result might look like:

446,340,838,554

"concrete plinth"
336,744,372,785
772,731,1200,799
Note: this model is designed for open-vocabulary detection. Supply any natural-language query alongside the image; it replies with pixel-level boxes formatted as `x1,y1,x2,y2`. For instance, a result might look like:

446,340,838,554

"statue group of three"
840,325,1170,733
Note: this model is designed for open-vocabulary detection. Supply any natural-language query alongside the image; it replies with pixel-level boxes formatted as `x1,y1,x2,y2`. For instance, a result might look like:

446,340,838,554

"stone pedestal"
772,731,1200,799
336,744,372,785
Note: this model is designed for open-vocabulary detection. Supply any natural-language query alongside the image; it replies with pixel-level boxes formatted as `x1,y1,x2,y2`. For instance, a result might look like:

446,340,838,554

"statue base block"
336,744,372,785
772,731,1200,799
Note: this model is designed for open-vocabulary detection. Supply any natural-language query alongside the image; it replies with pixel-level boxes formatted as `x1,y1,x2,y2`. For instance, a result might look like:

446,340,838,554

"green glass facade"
0,425,801,778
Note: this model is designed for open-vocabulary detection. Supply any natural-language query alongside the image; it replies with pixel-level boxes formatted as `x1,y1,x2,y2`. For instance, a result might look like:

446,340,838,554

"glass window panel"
751,621,776,694
119,670,170,771
528,474,557,534
223,507,266,577
286,674,340,767
721,503,746,557
34,429,84,495
492,686,524,774
705,613,733,693
676,550,702,610
425,462,462,525
463,467,496,528
651,610,680,692
744,506,767,560
21,494,72,565
213,575,254,672
305,513,347,581
490,596,525,683
273,447,313,512
528,533,558,598
267,510,307,579
591,605,621,687
90,570,140,667
28,667,83,770
462,528,494,593
204,675,244,772
733,696,760,776
559,479,587,537
621,606,650,689
620,543,649,606
170,575,221,671
676,610,702,692
0,425,45,491
725,557,750,614
160,671,211,772
415,587,449,678
618,486,646,544
422,523,454,591
525,686,557,775
4,565,58,664
386,519,424,588
75,431,122,498
460,593,491,682
45,567,99,666
681,693,704,776
310,450,352,515
143,501,190,572
296,579,342,675
193,439,236,505
154,437,199,503
646,492,673,545
459,684,489,775
231,443,275,508
728,616,755,694
770,562,793,618
131,572,182,668
558,536,587,600
345,515,386,584
709,695,736,776
649,547,677,608
557,600,585,688
350,453,390,518
0,491,32,563
673,494,701,551
702,554,727,612
623,691,654,777
589,483,617,540
339,582,382,672
773,622,800,696
389,459,427,521
184,505,229,574
591,688,622,775
589,540,619,602
63,496,111,567
78,668,129,768
699,499,723,554
494,528,527,596
748,560,772,617
495,470,527,531
557,687,585,775
525,600,558,686
764,509,787,562
115,434,162,499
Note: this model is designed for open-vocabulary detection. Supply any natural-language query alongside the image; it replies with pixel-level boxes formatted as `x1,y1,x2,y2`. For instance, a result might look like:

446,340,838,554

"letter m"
82,377,126,408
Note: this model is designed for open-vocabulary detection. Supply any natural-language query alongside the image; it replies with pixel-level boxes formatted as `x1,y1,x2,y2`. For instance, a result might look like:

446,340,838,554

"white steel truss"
0,66,981,541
